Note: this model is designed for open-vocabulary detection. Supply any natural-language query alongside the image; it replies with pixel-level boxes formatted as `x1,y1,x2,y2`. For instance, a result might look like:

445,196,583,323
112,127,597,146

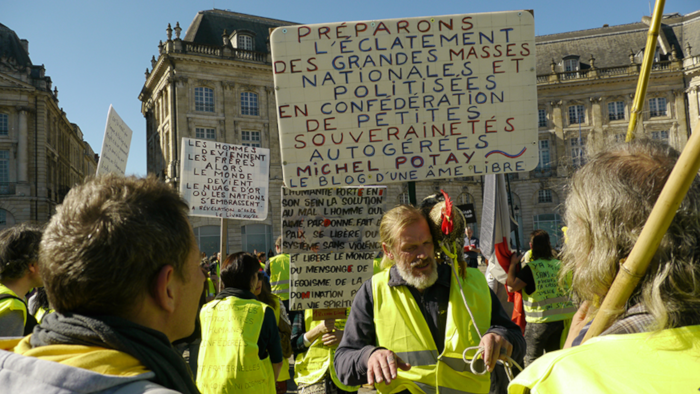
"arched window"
238,35,254,51
242,224,272,254
241,92,258,116
0,209,16,227
194,87,214,112
194,225,220,258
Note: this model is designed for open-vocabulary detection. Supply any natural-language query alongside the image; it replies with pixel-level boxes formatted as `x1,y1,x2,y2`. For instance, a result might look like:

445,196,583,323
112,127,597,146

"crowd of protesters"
2,138,700,393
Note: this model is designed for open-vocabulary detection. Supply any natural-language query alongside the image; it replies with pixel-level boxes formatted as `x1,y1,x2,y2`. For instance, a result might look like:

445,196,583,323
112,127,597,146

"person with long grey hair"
509,139,700,393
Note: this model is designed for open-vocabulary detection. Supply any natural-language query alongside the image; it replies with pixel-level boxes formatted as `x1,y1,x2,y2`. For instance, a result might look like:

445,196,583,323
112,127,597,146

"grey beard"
396,258,438,290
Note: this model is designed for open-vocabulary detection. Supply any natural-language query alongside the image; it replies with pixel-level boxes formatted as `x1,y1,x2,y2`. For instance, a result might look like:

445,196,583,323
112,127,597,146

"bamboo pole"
583,118,700,343
625,0,666,142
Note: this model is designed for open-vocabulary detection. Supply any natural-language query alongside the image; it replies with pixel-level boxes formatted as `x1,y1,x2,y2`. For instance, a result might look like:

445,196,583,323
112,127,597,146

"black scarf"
214,287,254,301
31,312,200,394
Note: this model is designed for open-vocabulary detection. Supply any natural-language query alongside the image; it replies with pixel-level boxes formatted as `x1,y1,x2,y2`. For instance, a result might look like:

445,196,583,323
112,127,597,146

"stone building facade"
0,23,98,227
141,9,700,255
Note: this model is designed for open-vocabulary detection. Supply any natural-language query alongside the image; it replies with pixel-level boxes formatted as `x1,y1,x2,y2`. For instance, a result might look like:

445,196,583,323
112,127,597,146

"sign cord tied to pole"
439,240,523,380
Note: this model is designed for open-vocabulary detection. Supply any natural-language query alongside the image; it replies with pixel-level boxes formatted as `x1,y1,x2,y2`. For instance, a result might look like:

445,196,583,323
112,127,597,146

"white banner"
282,186,386,310
271,11,538,189
96,105,132,175
180,138,270,220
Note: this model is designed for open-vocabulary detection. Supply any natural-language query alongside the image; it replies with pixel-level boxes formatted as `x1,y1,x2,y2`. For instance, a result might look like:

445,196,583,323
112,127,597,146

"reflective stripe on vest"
269,254,290,301
372,268,492,394
522,259,576,324
0,284,27,326
294,309,359,392
197,296,274,394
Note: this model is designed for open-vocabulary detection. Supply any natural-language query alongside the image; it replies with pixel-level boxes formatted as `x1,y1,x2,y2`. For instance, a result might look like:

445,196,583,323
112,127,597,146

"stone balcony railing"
164,39,269,64
538,59,684,84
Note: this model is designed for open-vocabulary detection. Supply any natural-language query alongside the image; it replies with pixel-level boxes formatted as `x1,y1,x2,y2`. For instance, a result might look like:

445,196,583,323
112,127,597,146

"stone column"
18,109,28,183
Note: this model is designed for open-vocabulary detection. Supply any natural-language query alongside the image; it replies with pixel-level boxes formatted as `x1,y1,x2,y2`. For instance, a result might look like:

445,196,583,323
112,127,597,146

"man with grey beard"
335,205,524,394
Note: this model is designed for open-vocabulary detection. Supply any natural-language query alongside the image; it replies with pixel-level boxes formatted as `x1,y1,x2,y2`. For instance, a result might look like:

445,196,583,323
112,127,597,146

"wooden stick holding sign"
583,118,700,342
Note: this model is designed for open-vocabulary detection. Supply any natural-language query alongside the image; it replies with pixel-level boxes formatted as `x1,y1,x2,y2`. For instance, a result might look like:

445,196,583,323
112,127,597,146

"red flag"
480,175,526,332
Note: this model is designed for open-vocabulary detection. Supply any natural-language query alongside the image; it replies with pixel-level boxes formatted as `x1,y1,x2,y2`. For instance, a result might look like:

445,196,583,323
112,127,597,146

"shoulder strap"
0,293,25,304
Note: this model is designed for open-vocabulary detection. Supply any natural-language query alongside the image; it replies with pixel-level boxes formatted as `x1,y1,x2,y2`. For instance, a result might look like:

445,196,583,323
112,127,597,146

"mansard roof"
535,10,700,75
183,9,296,53
0,23,32,68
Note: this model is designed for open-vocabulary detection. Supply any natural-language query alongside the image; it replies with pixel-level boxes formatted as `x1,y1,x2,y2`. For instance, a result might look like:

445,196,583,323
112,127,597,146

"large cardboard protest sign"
282,186,386,310
180,138,270,220
96,105,132,175
271,11,538,189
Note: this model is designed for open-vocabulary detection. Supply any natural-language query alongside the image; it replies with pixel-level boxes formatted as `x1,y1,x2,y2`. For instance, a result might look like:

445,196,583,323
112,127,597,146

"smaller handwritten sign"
180,138,270,220
312,308,348,321
283,186,386,310
96,105,132,175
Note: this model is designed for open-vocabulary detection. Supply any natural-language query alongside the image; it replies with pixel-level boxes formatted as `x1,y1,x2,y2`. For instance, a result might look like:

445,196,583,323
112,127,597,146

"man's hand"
564,301,591,349
322,329,343,347
367,349,411,385
320,319,336,333
305,319,337,344
478,333,513,373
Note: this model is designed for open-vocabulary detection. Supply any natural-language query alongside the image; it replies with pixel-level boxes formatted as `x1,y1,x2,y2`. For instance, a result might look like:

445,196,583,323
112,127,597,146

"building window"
194,87,214,112
564,58,579,72
241,92,259,116
535,140,551,177
0,209,5,225
399,192,410,205
194,226,221,258
196,128,216,140
649,97,667,117
538,109,547,128
533,213,564,248
568,105,585,125
608,101,625,121
238,35,254,51
0,150,8,194
651,130,669,142
571,137,586,167
241,131,261,147
242,224,272,254
0,114,7,136
538,189,552,203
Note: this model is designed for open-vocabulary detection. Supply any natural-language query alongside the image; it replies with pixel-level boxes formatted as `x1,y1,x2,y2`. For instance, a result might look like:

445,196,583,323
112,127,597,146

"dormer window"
563,55,580,72
230,30,256,51
564,56,579,71
238,35,253,51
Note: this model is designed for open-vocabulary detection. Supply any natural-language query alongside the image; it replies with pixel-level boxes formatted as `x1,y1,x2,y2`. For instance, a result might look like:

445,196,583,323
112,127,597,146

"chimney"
20,39,29,55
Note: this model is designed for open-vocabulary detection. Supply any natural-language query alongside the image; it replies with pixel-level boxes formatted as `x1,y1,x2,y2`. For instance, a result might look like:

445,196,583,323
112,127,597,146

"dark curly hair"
0,224,42,281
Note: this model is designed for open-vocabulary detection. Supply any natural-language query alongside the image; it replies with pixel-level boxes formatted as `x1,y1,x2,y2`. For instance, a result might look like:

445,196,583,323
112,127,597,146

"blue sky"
2,0,698,176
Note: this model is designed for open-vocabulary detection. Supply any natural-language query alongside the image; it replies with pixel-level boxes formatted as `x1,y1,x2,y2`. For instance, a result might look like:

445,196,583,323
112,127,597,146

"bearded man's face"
384,217,437,290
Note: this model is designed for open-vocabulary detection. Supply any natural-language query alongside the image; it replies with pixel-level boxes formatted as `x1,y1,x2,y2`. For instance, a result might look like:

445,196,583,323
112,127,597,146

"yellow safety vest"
0,284,26,326
34,306,54,323
508,324,700,394
265,295,290,382
205,278,216,298
269,254,290,301
372,268,492,394
197,295,275,394
294,309,360,392
522,259,576,324
373,257,383,275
